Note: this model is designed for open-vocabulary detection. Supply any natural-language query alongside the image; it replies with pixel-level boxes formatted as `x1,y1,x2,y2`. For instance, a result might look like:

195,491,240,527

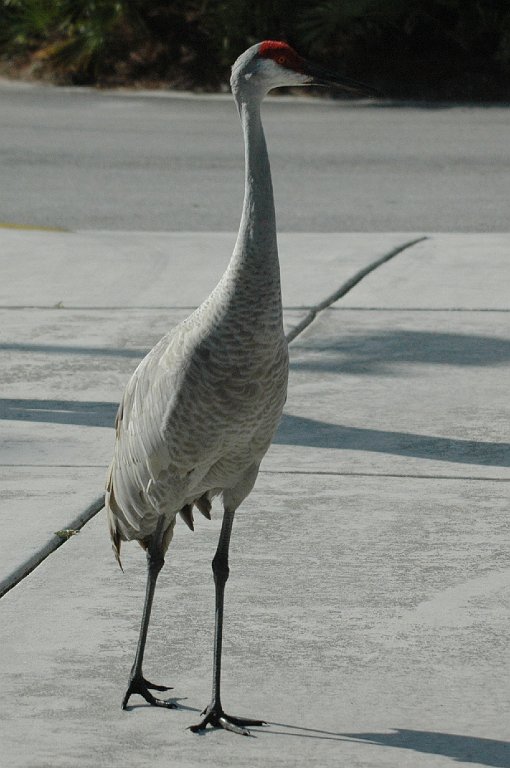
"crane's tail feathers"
112,538,123,572
105,468,124,571
195,494,212,520
179,504,194,531
108,514,124,571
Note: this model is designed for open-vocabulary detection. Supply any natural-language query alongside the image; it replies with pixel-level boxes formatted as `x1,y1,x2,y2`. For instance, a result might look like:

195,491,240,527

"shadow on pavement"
124,698,198,713
263,725,510,767
0,399,508,468
276,414,510,467
4,330,510,374
290,330,510,375
0,342,145,358
0,398,118,428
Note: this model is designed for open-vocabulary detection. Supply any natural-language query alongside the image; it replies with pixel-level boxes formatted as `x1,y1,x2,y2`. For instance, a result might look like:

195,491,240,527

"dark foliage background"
1,0,509,99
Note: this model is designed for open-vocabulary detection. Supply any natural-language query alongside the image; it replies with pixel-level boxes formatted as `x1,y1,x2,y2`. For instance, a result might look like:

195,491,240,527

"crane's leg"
190,508,265,736
122,518,176,710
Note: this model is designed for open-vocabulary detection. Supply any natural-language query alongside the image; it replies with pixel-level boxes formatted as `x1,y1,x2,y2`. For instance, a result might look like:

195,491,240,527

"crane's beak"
302,61,378,98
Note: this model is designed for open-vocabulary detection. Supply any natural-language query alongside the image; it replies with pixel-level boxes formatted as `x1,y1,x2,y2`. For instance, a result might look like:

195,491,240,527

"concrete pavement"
0,231,509,767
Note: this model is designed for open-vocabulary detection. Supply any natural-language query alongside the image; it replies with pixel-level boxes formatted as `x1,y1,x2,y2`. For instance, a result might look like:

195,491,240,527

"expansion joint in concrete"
0,495,105,599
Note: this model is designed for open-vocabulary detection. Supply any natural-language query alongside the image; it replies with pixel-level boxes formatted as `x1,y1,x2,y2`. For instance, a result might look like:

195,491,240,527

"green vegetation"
1,0,509,98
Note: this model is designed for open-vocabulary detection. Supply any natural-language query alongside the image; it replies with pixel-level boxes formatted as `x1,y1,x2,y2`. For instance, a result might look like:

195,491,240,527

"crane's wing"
106,325,193,548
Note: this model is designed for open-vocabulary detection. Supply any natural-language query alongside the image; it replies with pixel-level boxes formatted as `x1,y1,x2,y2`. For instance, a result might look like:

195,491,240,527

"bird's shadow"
124,697,198,714
260,724,510,767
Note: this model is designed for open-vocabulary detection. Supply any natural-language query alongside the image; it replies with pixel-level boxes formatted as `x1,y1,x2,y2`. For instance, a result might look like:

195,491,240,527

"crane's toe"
122,674,177,710
189,705,266,736
143,678,172,692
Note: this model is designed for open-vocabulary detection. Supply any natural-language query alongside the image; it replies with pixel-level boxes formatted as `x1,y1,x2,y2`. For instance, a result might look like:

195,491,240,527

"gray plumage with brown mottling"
105,40,367,734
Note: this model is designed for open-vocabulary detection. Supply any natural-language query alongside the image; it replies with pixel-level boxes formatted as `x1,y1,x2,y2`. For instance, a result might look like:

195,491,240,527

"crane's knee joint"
147,551,165,575
212,553,229,583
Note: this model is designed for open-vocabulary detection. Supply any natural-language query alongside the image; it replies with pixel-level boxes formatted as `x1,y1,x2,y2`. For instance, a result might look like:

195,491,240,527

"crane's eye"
277,55,286,65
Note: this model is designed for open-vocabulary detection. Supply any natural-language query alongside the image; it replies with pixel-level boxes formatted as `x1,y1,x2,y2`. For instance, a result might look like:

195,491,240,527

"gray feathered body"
106,255,288,557
106,75,289,561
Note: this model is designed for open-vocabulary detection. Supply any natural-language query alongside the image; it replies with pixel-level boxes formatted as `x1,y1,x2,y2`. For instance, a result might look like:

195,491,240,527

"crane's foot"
122,674,177,710
189,704,266,736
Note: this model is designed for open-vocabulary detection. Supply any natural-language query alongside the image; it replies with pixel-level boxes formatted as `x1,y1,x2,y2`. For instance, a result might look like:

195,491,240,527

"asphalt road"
0,79,508,232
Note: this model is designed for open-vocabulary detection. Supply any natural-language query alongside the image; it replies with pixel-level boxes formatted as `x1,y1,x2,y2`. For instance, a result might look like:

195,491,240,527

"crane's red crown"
258,41,305,73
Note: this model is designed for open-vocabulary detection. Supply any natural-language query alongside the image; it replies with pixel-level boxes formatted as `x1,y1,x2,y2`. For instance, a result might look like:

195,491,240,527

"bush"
0,0,509,98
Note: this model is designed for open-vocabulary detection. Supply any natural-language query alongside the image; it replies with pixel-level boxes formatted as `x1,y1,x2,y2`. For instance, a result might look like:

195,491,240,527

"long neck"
234,96,278,261
216,91,282,328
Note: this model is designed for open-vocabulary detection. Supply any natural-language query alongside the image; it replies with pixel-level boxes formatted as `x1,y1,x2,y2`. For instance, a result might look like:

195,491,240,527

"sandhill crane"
105,40,370,735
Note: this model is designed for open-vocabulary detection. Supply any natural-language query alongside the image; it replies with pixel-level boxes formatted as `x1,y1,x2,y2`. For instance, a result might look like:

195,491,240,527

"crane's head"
231,41,374,99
